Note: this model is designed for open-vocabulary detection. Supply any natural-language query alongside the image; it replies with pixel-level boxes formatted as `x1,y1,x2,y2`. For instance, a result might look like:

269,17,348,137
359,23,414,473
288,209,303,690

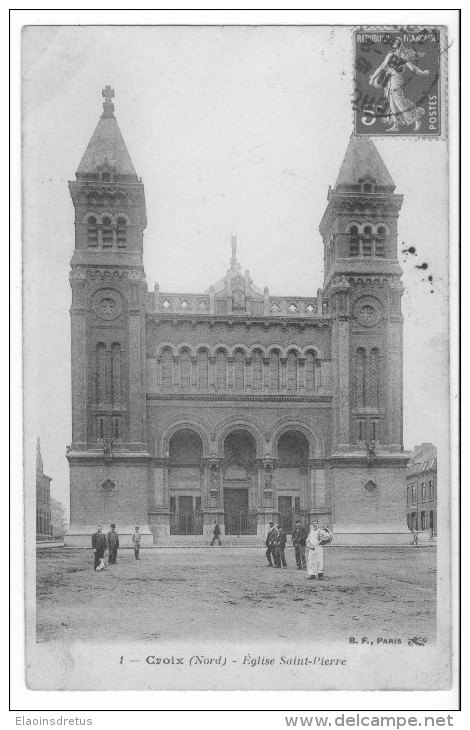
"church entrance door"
278,496,294,533
224,488,251,535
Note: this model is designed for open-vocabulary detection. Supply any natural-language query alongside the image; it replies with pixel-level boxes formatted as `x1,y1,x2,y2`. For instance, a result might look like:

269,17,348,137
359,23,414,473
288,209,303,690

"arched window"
362,226,373,256
356,348,365,407
216,350,227,390
370,348,379,407
269,350,280,391
287,350,298,391
87,216,98,246
305,351,316,390
407,487,410,505
162,348,173,390
349,225,359,257
116,217,127,248
234,350,245,390
111,343,121,405
375,226,386,257
96,343,106,403
197,350,209,390
102,217,113,247
421,511,427,530
180,350,191,390
252,350,262,391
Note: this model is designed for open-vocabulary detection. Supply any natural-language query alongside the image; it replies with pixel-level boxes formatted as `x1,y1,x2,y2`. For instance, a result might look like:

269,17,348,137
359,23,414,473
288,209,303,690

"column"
280,357,287,392
298,357,306,393
209,356,216,391
70,279,87,448
245,357,252,391
227,356,234,389
149,457,171,539
190,355,198,391
172,355,180,391
128,310,143,446
263,357,270,392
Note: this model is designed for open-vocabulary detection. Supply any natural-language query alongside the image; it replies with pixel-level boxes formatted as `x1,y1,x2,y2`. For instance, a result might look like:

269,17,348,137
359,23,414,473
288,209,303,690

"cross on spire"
101,85,115,118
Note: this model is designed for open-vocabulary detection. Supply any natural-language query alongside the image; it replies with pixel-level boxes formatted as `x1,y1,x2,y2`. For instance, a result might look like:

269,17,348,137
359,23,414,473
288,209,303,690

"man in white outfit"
306,520,324,580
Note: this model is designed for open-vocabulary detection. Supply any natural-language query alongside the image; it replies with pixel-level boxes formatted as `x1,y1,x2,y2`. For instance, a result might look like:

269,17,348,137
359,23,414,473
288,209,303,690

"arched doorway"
276,430,309,533
168,429,203,535
223,430,257,534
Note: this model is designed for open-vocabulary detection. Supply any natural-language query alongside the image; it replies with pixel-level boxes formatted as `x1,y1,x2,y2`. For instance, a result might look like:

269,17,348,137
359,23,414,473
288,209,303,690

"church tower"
319,136,409,543
66,87,152,545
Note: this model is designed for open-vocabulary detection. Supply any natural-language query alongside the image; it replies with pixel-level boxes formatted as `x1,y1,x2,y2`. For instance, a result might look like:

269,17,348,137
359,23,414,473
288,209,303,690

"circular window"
359,305,375,323
92,288,123,320
354,297,382,327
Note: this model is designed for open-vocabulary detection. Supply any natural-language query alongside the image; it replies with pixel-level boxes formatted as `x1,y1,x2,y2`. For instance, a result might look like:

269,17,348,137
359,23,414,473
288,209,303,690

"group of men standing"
91,525,142,570
266,518,327,579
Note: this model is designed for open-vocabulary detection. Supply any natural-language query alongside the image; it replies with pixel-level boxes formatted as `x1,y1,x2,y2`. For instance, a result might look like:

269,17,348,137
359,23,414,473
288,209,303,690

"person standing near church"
275,523,287,568
91,525,107,571
265,520,278,567
292,518,308,570
210,521,222,546
306,520,324,580
106,524,119,565
132,526,141,560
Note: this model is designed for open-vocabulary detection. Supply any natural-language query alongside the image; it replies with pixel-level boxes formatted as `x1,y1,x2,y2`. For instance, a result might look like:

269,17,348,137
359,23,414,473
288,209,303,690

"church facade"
66,88,409,546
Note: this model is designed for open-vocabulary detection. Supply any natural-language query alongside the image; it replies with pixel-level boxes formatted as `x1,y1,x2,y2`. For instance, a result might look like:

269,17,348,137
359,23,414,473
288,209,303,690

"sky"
22,25,449,514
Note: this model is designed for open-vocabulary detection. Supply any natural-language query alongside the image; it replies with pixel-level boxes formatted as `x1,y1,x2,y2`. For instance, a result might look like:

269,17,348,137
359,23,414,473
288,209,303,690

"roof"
334,135,395,189
406,443,437,477
76,115,138,178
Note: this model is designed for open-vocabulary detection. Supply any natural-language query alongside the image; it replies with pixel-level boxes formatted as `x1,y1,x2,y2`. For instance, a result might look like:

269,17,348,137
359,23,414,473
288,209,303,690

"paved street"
36,546,436,644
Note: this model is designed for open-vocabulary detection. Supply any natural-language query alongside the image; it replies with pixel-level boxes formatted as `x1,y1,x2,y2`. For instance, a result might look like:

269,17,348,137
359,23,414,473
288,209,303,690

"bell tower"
66,87,152,545
319,136,409,544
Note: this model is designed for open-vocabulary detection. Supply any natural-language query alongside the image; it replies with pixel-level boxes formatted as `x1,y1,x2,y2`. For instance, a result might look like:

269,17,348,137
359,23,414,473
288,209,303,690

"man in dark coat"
106,524,120,565
275,524,287,568
92,526,107,570
210,521,222,546
292,518,308,570
265,520,278,567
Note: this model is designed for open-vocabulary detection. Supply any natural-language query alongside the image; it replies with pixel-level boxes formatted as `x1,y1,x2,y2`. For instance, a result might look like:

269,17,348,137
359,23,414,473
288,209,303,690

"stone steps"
156,535,266,547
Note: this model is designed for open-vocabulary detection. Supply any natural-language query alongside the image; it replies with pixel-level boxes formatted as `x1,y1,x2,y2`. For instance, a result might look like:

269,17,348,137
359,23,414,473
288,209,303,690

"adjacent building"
65,87,409,546
406,443,437,537
36,437,52,540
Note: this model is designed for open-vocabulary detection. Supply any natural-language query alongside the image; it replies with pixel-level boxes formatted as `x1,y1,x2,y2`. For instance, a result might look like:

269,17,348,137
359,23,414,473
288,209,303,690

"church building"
66,87,409,545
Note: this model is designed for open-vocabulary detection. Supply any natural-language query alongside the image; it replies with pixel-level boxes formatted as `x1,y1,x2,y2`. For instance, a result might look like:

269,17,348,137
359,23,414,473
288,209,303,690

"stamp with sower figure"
353,27,443,136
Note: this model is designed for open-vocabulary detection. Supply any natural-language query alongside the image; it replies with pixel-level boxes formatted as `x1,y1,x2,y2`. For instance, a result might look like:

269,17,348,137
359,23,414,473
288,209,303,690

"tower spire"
230,234,238,267
101,85,115,119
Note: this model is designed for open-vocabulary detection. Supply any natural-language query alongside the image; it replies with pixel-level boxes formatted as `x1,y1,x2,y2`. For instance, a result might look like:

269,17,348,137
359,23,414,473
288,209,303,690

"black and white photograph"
13,10,459,709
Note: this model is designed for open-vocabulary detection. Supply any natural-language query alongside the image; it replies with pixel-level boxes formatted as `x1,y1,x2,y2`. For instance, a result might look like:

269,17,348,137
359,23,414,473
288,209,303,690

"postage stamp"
353,27,443,136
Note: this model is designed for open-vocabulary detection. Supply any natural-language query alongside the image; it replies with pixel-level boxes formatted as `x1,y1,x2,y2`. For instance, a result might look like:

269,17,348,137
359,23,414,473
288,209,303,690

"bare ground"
36,546,436,644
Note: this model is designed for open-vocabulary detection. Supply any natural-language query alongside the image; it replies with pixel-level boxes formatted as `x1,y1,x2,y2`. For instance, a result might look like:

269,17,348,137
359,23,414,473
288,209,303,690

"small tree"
50,497,68,538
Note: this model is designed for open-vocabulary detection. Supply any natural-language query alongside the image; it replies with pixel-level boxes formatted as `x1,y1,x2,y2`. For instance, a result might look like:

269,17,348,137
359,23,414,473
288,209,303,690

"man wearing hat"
106,523,120,565
275,523,287,568
91,525,107,571
292,518,308,570
265,520,278,567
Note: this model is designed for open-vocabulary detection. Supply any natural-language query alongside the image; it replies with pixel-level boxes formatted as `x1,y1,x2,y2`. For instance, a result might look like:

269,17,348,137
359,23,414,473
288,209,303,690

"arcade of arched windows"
154,346,323,393
93,342,125,442
348,223,388,258
355,346,380,408
85,213,129,249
